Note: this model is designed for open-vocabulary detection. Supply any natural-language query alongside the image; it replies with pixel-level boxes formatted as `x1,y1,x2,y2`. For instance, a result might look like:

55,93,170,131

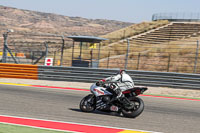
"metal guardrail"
38,66,200,89
0,63,38,79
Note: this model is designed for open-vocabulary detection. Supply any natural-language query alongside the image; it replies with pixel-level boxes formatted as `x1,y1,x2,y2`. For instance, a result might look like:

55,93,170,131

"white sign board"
44,58,53,66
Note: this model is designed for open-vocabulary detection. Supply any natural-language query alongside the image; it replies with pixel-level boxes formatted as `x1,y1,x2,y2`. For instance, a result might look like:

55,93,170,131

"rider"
97,70,134,109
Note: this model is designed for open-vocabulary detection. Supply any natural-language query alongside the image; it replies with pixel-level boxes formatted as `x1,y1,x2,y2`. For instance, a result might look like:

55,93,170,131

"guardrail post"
194,40,199,73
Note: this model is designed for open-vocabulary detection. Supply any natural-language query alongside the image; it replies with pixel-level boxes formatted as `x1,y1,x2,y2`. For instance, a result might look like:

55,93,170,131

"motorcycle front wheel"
80,94,96,112
121,97,144,118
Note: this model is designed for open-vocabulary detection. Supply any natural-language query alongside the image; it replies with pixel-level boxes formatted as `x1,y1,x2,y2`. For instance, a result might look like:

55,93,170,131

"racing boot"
119,97,134,110
113,87,134,110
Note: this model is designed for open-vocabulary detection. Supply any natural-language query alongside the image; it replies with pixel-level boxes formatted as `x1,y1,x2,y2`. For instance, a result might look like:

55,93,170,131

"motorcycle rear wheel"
121,97,144,118
80,94,96,112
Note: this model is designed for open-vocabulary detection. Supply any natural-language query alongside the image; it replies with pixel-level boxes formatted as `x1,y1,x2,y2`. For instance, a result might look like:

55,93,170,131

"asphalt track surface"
0,84,199,133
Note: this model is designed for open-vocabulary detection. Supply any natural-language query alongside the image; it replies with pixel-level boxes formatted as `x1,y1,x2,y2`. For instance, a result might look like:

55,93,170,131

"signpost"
44,58,53,66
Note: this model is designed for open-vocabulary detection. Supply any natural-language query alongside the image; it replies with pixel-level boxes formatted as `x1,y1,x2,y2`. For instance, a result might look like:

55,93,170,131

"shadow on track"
69,108,125,118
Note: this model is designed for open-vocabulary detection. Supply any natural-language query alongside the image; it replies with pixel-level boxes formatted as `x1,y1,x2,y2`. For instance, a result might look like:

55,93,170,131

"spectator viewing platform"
152,13,200,22
131,22,200,44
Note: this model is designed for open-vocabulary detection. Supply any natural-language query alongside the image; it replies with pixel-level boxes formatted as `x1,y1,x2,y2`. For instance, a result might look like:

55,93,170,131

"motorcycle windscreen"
90,84,112,96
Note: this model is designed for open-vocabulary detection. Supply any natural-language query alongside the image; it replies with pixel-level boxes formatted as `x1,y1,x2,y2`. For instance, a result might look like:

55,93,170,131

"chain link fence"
0,32,200,74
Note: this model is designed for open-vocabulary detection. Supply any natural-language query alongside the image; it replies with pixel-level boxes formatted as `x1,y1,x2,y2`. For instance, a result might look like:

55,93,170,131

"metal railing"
38,66,200,89
152,13,200,21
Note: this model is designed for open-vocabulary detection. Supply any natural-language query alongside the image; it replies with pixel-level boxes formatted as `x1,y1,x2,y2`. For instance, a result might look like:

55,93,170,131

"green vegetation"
144,93,200,100
0,123,71,133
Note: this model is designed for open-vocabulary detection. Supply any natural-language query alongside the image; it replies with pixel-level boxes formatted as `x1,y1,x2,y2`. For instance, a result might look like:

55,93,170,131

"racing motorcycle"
80,81,147,118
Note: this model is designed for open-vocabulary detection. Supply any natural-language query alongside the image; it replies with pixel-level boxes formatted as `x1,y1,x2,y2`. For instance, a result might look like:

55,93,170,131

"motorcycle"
80,81,147,118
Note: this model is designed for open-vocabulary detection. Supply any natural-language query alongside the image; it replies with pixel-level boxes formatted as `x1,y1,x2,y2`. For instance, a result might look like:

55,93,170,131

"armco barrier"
0,63,199,89
38,66,200,89
0,63,38,79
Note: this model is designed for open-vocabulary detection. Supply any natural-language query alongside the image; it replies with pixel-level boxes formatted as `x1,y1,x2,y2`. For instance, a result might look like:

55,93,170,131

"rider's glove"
96,79,106,87
110,84,116,90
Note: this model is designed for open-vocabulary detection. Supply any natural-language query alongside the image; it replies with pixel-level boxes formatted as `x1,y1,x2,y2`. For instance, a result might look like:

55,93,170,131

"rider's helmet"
118,69,125,75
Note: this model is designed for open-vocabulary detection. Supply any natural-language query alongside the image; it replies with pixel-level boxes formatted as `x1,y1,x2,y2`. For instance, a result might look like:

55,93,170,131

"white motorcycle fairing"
90,83,112,97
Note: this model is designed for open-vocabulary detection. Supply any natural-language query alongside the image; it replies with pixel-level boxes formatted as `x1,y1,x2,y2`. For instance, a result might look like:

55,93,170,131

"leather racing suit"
104,70,134,99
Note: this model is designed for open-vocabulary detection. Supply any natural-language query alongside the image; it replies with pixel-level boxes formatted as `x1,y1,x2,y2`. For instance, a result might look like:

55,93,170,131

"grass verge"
0,123,72,133
144,93,200,100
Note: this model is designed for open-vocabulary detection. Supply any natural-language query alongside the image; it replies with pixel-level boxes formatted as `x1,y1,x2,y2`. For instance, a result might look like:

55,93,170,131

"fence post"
72,41,75,59
125,39,130,70
167,54,171,72
2,33,8,63
31,51,34,64
107,51,110,68
2,31,18,64
136,53,141,70
97,43,101,68
53,51,56,66
194,40,199,73
90,49,93,68
60,36,65,66
44,42,48,58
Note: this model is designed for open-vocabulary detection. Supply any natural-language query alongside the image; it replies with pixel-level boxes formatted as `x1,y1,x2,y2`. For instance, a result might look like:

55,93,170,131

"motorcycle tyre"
80,94,96,112
121,97,144,118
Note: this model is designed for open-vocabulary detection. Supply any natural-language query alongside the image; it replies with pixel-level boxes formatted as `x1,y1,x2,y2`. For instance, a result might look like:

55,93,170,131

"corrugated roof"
67,36,108,43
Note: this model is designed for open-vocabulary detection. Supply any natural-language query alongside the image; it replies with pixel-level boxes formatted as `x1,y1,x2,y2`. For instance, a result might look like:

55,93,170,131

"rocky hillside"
0,5,133,36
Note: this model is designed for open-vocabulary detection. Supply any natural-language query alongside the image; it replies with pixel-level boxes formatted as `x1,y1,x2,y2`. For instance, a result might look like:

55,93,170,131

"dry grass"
98,34,200,73
101,20,169,41
52,20,169,63
52,20,200,73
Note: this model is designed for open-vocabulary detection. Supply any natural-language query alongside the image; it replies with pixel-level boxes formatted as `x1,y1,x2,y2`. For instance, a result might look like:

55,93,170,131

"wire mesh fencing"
0,32,200,74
